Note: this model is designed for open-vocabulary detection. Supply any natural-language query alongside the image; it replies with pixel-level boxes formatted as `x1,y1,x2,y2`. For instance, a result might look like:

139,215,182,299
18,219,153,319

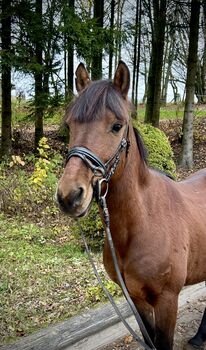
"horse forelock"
65,80,129,123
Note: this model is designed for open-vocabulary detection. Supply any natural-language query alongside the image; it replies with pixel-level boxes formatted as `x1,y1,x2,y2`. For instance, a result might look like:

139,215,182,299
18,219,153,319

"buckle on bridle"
94,178,109,203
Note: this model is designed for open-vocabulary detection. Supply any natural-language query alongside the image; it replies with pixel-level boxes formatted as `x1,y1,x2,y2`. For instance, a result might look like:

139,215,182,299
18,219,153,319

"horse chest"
103,240,172,300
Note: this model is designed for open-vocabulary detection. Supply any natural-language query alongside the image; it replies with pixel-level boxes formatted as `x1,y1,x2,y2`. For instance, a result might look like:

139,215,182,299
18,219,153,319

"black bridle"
66,126,130,202
65,125,156,350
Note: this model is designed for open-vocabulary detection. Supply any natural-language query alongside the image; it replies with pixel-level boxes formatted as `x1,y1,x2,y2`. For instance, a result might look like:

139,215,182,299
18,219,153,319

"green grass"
137,103,206,121
9,99,64,126
0,213,113,345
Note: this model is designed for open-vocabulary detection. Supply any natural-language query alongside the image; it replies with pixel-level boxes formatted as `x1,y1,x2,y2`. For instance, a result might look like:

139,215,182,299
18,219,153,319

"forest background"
1,0,206,167
1,0,206,346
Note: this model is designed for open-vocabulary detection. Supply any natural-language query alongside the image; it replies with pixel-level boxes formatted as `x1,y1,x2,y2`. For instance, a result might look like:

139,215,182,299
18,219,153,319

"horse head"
57,61,131,217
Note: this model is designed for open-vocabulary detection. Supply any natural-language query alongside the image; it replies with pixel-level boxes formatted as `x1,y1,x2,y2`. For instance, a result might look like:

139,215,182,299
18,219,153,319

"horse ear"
75,63,90,93
113,61,130,98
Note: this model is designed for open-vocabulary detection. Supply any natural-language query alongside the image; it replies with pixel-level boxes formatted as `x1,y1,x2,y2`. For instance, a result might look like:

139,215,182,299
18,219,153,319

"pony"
57,61,206,350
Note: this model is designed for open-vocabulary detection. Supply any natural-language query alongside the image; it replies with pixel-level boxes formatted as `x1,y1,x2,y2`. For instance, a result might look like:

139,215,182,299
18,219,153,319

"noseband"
65,126,130,202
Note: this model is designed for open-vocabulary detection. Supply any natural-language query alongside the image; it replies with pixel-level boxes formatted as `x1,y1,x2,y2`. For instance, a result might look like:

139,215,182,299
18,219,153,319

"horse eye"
112,123,123,133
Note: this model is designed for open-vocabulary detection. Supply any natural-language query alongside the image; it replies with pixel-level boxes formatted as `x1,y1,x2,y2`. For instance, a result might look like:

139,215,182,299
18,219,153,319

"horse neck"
105,127,150,244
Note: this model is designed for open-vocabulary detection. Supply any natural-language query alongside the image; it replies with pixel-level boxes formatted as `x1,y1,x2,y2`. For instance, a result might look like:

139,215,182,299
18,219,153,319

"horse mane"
66,80,129,123
133,127,148,165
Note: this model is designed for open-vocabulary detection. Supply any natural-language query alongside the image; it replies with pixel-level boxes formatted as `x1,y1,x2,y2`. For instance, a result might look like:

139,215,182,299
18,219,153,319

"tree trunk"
114,0,125,67
135,0,142,109
67,0,74,99
202,1,206,103
161,38,175,105
1,0,12,159
132,0,140,105
34,0,44,150
91,0,104,80
195,58,203,103
144,0,167,127
179,0,200,169
109,0,115,79
141,28,150,104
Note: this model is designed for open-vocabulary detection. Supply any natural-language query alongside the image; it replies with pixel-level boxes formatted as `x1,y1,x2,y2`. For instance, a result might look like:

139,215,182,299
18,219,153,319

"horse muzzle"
56,187,93,217
56,160,94,218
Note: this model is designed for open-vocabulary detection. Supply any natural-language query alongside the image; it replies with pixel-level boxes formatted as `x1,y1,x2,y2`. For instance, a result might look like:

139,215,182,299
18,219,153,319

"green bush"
133,121,176,178
72,203,105,252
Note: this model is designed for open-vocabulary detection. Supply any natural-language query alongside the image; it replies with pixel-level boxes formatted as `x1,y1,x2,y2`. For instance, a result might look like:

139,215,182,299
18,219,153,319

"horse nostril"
57,186,85,213
76,186,84,202
65,187,84,206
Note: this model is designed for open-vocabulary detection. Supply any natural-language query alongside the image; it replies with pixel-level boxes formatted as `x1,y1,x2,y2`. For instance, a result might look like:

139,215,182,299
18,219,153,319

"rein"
66,126,156,350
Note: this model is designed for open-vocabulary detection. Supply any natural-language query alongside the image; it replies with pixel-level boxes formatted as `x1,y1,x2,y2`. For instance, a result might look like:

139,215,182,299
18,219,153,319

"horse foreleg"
188,307,206,347
153,290,178,350
133,298,155,347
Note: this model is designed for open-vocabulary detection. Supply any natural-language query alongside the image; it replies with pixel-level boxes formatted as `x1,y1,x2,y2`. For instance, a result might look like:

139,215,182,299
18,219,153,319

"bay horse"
57,61,206,350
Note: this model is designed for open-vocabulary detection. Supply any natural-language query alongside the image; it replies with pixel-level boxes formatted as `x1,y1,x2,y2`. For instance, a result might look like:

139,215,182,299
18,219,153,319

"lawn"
0,213,108,344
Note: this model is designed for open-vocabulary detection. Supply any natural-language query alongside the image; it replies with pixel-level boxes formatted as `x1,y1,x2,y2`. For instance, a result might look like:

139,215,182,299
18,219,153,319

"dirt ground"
102,295,206,349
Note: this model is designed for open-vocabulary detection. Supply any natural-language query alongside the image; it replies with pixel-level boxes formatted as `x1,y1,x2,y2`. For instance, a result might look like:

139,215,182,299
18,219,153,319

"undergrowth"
0,137,120,346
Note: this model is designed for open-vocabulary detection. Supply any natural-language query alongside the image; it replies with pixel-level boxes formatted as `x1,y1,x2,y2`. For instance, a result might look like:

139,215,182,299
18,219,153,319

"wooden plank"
0,283,205,350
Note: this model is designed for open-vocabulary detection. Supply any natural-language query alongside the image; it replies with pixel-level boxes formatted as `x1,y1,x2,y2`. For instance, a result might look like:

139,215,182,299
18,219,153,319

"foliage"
133,121,176,178
86,279,121,303
72,203,105,252
0,137,62,218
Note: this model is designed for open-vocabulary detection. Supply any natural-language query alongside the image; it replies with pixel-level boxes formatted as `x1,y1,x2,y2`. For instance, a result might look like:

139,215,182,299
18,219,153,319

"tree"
1,0,12,158
144,0,167,127
13,0,63,149
179,0,200,169
91,0,104,80
62,0,75,99
131,0,142,107
114,0,125,67
202,1,206,103
195,1,206,103
160,2,178,105
34,0,44,150
108,0,115,79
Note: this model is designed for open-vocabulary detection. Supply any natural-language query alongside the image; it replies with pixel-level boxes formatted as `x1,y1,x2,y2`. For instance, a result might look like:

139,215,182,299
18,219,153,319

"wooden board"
0,283,205,350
